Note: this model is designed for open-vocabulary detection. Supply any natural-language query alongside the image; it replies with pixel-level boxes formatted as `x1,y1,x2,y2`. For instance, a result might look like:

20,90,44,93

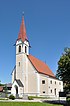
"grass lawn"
0,102,63,106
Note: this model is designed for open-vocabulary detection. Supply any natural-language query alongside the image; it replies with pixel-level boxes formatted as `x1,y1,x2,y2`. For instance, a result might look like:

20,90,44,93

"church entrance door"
15,85,19,98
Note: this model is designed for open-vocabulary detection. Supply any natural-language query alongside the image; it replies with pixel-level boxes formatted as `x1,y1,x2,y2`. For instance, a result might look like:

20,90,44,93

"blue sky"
0,0,70,83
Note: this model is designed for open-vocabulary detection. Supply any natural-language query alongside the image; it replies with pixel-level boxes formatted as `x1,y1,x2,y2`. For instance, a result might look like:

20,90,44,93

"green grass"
28,96,50,100
0,102,63,106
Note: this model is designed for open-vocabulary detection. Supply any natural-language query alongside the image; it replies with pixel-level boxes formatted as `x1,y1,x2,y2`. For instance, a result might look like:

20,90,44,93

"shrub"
28,96,33,100
66,97,70,105
9,95,15,100
66,95,70,100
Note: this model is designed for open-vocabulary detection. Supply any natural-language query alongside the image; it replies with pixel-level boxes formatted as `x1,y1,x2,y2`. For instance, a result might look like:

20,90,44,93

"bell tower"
16,16,30,87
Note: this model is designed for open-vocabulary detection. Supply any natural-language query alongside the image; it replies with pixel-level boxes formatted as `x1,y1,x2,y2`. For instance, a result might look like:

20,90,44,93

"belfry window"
25,46,27,53
19,46,21,53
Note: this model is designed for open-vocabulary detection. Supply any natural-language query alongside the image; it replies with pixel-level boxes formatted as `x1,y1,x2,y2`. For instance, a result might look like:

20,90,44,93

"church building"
11,16,63,98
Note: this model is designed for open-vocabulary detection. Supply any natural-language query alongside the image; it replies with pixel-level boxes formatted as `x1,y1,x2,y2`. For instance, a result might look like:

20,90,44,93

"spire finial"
22,11,24,17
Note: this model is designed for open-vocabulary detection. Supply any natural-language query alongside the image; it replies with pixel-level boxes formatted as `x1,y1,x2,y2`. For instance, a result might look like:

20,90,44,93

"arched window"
50,80,52,84
51,89,52,93
54,88,56,95
19,46,21,53
55,81,56,84
42,80,45,84
19,62,20,66
25,46,27,53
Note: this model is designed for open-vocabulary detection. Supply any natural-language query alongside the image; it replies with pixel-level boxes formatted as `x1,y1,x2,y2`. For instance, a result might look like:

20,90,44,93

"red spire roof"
18,16,28,42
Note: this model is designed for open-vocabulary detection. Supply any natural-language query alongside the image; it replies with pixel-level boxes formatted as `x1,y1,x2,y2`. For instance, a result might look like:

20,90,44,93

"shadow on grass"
43,100,67,106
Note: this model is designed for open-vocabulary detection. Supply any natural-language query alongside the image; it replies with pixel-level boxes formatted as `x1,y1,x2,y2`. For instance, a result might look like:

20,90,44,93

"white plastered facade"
11,39,63,98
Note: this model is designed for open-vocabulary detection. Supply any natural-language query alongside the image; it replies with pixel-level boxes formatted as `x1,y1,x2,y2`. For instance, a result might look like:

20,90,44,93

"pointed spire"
18,16,28,42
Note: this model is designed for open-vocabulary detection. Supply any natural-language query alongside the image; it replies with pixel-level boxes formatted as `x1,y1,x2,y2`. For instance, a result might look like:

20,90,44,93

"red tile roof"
28,54,55,78
17,16,28,42
0,86,3,92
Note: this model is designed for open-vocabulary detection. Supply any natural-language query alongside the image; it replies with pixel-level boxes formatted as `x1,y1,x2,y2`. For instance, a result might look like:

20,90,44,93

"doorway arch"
15,85,19,98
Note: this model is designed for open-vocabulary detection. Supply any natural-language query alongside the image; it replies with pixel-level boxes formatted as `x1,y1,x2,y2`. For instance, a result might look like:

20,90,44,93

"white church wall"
47,77,63,97
12,70,15,83
39,74,49,96
27,58,39,96
16,54,24,81
16,54,28,93
12,67,16,83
